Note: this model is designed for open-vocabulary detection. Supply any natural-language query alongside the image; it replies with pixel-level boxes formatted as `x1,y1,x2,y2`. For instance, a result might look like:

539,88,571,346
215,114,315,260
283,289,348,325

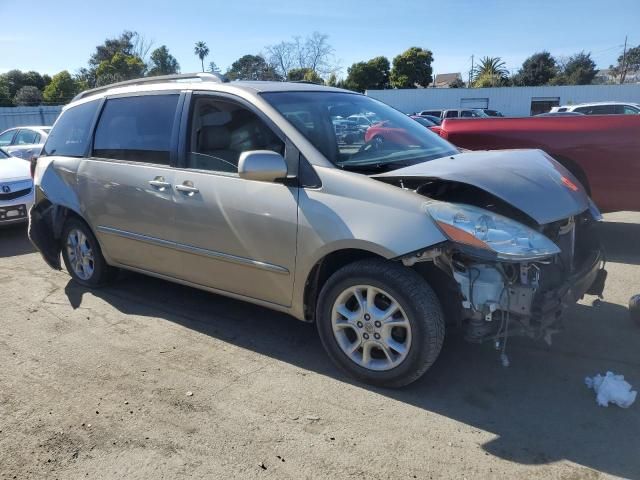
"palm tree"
194,41,210,72
473,56,509,86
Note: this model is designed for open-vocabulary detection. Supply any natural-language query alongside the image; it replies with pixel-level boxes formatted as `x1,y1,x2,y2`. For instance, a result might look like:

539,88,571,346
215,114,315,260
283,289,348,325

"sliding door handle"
175,183,199,194
149,179,171,189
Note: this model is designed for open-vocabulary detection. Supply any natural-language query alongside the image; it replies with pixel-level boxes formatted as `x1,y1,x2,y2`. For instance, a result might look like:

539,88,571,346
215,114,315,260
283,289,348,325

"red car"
364,115,436,147
435,115,640,213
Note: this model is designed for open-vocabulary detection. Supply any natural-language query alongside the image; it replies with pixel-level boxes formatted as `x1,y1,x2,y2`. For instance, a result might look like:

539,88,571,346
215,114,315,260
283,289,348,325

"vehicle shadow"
597,221,640,265
0,224,35,258
64,274,640,479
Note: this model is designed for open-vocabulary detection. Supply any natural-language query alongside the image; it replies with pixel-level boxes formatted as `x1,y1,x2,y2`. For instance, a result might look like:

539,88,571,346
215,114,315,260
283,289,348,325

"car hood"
372,149,589,225
0,155,31,182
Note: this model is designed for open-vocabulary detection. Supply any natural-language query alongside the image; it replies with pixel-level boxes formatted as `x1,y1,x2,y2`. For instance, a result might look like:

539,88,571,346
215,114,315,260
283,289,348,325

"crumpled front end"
445,209,605,345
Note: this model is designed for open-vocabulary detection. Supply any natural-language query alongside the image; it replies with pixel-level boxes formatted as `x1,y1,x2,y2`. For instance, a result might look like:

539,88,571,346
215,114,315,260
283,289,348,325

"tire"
316,259,445,388
61,217,115,287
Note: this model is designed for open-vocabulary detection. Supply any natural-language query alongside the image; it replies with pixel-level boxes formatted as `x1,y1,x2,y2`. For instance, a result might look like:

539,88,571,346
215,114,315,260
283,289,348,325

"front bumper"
0,189,34,226
533,248,606,326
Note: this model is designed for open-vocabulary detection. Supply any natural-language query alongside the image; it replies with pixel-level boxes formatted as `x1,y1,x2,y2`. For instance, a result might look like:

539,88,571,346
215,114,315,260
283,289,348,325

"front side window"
42,100,100,157
14,129,38,145
263,91,457,173
93,94,179,164
187,96,284,174
621,105,639,114
445,111,459,118
0,130,15,146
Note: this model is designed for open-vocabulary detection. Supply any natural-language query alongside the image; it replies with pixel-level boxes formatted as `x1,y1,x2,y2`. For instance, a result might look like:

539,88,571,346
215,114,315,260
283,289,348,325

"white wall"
366,84,640,117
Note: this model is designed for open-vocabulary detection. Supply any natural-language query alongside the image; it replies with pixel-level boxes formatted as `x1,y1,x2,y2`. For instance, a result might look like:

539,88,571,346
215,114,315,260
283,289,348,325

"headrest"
200,125,231,150
201,111,232,126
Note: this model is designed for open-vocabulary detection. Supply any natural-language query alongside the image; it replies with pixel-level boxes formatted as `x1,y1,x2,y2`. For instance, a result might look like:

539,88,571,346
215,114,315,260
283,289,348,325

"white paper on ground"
585,371,637,408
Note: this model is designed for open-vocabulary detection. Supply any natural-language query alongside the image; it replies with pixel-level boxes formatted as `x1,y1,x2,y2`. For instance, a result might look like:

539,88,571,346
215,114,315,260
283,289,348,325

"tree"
389,47,433,88
611,45,640,84
14,86,42,106
516,51,557,86
43,71,80,105
208,61,221,74
85,31,145,88
472,57,509,86
2,70,26,100
95,52,146,86
286,67,322,83
555,52,597,85
265,32,337,78
448,77,465,88
226,55,281,81
344,56,390,92
147,46,180,76
194,41,210,72
326,73,338,87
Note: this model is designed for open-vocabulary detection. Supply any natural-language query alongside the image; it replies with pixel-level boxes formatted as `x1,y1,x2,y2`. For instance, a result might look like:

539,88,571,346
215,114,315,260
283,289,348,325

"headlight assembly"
427,202,560,261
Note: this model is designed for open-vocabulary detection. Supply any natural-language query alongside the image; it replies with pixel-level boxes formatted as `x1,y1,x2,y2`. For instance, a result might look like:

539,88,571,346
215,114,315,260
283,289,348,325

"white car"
0,148,34,225
0,126,51,160
549,102,640,115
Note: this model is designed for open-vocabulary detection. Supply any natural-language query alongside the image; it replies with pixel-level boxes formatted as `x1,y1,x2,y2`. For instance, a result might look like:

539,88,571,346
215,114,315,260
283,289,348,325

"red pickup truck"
433,115,640,213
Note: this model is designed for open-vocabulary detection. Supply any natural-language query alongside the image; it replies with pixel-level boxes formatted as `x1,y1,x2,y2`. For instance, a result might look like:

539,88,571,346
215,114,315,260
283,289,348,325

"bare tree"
131,32,154,63
265,32,338,79
265,41,295,78
304,32,335,76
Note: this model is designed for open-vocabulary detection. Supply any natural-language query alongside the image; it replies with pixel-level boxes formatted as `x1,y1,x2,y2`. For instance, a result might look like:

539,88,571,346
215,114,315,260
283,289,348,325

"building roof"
433,73,462,87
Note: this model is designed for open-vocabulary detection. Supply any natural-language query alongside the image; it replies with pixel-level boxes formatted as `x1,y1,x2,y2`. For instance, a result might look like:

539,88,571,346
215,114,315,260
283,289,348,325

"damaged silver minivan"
30,73,607,387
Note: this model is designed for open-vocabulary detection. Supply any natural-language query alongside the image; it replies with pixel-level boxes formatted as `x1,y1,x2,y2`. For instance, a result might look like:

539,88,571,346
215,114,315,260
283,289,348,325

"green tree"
344,56,390,92
389,47,433,88
2,70,26,100
226,55,281,81
208,61,221,74
556,52,597,85
147,46,180,76
472,57,509,86
610,45,640,84
286,67,322,83
14,86,43,106
326,72,338,87
0,79,11,106
448,77,465,88
83,31,144,88
22,71,48,91
43,71,80,105
95,52,146,86
194,41,210,72
515,51,557,86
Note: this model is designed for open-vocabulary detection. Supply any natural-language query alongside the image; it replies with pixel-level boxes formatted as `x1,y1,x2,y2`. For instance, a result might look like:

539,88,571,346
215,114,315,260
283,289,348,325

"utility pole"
469,54,474,88
620,35,628,84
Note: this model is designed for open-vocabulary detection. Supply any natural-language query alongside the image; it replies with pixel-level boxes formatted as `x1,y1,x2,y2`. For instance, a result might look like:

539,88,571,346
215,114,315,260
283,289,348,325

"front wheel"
316,259,445,388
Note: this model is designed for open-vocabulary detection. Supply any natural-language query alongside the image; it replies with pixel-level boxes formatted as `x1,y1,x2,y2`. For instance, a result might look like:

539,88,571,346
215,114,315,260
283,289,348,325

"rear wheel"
61,218,115,287
316,259,445,388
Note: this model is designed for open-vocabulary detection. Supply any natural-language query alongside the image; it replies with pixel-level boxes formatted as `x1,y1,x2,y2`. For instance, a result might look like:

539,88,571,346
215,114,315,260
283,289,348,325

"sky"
1,0,639,79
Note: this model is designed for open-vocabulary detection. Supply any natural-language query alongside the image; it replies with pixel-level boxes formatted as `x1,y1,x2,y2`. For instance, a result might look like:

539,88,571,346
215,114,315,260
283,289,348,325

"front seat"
196,125,238,171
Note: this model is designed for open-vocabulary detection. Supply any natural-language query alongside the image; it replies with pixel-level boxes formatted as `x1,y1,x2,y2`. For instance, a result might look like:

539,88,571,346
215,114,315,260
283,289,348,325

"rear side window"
445,110,459,118
15,129,38,145
93,94,179,164
42,100,100,157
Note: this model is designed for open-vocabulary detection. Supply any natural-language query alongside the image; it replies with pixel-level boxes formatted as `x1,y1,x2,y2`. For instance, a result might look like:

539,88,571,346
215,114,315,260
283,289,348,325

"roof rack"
72,72,229,102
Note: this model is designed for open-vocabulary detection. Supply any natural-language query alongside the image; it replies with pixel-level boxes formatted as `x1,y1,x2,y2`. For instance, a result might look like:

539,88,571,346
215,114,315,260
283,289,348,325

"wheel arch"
302,248,386,322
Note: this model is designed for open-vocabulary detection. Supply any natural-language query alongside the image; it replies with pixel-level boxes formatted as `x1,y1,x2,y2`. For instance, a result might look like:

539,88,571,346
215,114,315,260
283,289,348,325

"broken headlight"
427,202,560,261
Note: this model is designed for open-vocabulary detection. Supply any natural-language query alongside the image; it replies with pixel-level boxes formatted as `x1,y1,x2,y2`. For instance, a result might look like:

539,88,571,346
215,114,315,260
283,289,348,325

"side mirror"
238,150,288,183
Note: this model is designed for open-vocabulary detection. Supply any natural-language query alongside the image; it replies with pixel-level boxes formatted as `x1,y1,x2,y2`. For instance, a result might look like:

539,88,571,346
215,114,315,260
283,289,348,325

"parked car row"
414,101,640,119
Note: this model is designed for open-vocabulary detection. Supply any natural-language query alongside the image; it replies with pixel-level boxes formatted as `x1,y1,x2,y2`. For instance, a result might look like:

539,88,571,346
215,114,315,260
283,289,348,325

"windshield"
262,91,458,172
